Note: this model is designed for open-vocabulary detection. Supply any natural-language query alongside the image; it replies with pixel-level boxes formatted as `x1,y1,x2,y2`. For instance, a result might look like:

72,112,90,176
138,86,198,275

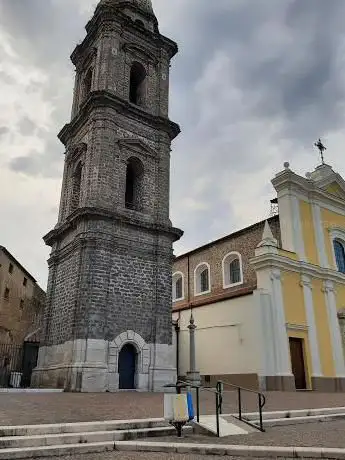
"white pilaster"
300,275,322,377
291,195,306,262
254,290,275,378
270,269,292,375
324,280,345,377
311,203,328,268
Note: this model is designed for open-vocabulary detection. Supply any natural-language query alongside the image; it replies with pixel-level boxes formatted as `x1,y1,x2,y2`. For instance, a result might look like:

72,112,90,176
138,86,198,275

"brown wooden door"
289,338,307,390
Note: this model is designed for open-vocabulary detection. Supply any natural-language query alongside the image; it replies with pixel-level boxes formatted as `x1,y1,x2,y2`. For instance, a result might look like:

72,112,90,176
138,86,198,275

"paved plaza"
1,390,345,426
2,391,345,459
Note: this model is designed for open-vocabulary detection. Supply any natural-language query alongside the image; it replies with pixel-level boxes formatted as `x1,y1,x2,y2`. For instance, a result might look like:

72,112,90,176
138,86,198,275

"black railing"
175,379,223,437
216,381,266,432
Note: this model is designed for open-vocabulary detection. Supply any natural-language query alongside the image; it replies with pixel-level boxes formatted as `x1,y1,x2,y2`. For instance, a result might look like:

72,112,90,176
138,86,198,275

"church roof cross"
314,138,327,165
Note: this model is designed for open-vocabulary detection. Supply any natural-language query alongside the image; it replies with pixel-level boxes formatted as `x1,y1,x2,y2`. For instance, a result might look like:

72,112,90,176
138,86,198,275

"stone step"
251,412,345,427
1,440,345,460
0,426,188,449
242,406,345,421
0,418,167,437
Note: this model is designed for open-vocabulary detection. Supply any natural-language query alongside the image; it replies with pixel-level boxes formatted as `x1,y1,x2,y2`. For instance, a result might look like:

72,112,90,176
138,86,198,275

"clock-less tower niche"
32,0,183,392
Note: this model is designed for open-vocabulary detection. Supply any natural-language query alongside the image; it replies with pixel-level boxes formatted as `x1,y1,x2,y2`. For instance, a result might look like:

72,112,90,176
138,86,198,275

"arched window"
70,162,82,213
222,252,243,288
125,157,144,211
83,68,93,102
129,62,146,106
172,272,184,302
334,240,345,274
194,263,211,296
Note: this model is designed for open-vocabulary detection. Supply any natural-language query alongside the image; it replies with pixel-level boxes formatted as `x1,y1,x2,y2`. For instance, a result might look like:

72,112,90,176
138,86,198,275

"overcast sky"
1,0,345,289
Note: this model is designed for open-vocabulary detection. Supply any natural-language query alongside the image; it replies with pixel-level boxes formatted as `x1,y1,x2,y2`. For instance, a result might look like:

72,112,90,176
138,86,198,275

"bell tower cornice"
58,90,180,147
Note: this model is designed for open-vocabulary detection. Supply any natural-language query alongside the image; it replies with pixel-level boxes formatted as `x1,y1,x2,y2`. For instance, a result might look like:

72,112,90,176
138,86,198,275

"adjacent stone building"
0,246,45,346
32,0,182,392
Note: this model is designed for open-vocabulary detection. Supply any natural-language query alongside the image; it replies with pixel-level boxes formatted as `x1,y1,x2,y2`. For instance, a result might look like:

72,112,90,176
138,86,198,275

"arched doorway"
118,344,137,390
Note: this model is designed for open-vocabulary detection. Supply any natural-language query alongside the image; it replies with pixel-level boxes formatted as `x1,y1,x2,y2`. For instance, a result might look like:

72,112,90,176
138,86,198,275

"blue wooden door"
118,344,136,390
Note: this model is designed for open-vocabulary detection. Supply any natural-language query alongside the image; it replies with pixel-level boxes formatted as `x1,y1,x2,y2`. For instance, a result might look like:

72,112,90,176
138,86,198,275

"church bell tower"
32,0,183,392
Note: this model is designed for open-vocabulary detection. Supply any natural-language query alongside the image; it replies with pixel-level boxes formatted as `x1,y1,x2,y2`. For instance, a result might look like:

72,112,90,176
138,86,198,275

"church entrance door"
118,344,137,390
289,337,307,390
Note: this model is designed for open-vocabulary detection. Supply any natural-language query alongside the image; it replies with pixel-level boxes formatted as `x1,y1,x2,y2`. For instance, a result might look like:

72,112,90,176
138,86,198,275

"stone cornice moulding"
65,142,87,164
250,252,345,285
122,42,158,64
286,323,309,331
328,226,345,240
118,138,159,159
44,206,184,247
58,91,180,145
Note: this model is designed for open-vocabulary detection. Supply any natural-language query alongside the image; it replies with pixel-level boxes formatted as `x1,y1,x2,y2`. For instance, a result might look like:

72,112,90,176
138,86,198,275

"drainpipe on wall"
174,314,180,378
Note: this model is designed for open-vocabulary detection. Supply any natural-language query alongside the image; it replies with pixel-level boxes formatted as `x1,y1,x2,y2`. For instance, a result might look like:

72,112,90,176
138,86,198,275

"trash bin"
9,372,22,388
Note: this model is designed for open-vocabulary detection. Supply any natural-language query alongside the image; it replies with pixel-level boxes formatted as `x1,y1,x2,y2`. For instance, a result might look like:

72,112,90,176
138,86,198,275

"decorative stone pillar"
323,280,345,387
186,312,201,386
300,275,322,386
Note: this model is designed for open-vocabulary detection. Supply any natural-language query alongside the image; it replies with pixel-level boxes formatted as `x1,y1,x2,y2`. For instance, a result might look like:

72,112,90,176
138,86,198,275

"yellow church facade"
173,162,345,392
252,162,345,391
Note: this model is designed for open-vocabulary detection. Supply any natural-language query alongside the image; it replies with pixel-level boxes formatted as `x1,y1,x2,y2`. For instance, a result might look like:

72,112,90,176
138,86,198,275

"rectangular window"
23,277,28,287
9,263,13,274
230,259,241,284
4,288,9,300
20,299,24,309
175,278,183,300
200,269,209,292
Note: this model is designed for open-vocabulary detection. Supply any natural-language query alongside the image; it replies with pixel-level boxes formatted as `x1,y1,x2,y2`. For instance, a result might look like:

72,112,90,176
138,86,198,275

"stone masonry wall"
173,216,281,308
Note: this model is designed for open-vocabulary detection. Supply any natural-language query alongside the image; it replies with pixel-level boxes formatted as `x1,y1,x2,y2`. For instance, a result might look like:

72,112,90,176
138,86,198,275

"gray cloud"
18,116,37,137
0,127,9,137
1,0,345,286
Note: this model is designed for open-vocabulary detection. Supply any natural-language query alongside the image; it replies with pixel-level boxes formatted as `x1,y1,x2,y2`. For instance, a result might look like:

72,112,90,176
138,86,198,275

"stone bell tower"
32,0,183,392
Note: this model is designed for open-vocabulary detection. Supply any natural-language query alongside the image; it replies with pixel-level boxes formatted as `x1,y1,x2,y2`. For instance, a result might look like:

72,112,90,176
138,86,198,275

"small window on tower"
125,157,144,211
129,62,146,107
83,68,93,101
4,288,9,300
70,162,83,214
9,263,13,274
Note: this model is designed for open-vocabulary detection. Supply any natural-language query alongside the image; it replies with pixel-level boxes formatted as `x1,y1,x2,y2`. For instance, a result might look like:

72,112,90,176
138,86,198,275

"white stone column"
311,203,329,268
300,275,322,377
291,195,306,262
270,269,292,375
254,290,275,388
323,280,345,377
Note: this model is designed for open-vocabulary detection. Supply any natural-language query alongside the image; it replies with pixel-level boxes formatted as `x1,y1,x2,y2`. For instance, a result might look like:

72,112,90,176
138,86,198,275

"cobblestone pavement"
153,420,345,448
1,391,345,425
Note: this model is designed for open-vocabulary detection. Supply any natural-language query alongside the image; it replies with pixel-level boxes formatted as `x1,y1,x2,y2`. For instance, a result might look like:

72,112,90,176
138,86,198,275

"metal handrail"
217,380,266,432
175,379,222,437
